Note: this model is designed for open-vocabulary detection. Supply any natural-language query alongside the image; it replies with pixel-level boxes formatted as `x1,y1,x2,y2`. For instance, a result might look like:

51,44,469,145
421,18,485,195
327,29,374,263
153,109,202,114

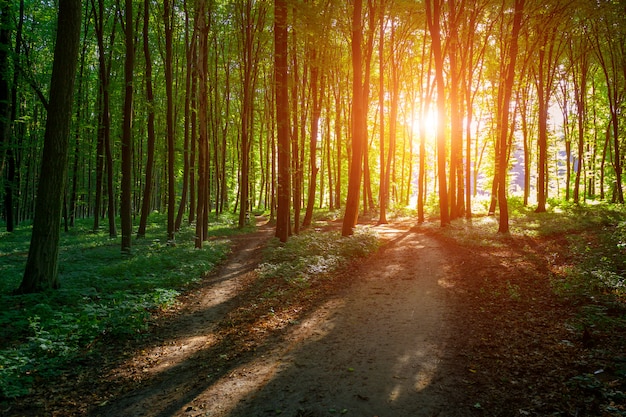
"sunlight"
410,107,438,138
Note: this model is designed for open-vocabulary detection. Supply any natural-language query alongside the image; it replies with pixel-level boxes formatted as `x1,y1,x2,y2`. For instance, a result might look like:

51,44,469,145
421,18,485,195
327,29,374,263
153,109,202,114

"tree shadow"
88,224,470,417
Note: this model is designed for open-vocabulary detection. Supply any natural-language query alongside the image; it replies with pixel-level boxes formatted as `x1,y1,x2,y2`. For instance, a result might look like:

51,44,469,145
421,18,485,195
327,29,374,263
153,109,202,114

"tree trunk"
0,3,10,187
302,48,322,229
425,0,449,227
120,0,134,254
274,0,290,242
291,15,301,234
195,0,208,248
92,0,117,237
18,0,81,293
497,0,524,234
164,0,176,242
137,0,156,239
448,0,462,220
378,13,387,224
342,0,364,236
176,4,194,230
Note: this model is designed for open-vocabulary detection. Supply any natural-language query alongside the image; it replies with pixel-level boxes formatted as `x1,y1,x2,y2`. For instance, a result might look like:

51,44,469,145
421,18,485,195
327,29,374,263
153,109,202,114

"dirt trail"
93,222,463,417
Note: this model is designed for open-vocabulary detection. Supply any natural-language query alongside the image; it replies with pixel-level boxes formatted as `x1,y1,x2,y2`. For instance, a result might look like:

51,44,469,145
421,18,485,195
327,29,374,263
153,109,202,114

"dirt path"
92,221,464,417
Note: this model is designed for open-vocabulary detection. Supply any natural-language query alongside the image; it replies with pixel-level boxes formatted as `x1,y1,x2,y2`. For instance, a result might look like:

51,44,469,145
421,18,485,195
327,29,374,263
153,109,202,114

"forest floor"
4,215,626,417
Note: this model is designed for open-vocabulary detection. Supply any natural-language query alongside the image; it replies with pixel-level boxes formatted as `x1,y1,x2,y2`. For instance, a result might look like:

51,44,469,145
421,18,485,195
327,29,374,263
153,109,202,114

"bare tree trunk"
137,0,156,239
275,0,290,242
342,0,364,236
378,12,387,224
164,0,176,242
302,47,322,229
18,0,81,293
425,0,449,226
195,0,208,248
120,0,134,254
497,0,524,233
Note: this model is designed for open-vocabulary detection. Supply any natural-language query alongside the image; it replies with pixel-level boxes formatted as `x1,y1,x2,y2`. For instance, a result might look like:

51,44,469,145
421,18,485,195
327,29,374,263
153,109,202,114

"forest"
0,0,624,286
1,0,626,415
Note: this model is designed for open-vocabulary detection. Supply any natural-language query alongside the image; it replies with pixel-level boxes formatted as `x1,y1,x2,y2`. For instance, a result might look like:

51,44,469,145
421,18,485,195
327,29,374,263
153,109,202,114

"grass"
257,225,380,286
426,196,626,324
0,212,245,399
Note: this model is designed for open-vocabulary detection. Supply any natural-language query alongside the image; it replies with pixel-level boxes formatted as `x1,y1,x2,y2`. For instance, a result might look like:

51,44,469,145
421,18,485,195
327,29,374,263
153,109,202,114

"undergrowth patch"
0,213,239,400
257,226,380,286
431,199,626,416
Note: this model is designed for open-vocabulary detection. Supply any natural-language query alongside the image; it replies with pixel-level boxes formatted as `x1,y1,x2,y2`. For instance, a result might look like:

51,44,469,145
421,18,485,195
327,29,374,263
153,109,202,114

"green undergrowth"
431,198,626,415
432,197,626,299
0,213,243,399
257,226,380,287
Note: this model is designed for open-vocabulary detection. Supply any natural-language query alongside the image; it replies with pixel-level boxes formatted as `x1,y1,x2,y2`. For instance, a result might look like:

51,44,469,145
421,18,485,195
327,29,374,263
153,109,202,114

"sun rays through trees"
0,0,624,287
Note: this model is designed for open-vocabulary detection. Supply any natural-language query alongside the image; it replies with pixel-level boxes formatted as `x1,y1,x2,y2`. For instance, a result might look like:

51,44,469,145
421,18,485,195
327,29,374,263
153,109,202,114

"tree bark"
274,0,290,242
342,0,364,236
195,0,208,248
425,0,449,227
164,0,176,243
18,0,81,293
302,47,322,229
137,0,156,239
497,0,524,234
120,0,134,254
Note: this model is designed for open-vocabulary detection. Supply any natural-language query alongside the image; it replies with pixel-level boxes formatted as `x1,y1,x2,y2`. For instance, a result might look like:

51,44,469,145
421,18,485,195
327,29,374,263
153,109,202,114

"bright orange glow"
410,108,438,138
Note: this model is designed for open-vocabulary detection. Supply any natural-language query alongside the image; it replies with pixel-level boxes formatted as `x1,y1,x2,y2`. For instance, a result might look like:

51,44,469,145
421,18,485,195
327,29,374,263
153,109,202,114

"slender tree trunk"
137,0,156,239
176,2,194,229
378,13,387,224
497,0,524,234
426,0,449,226
18,0,81,293
0,3,11,190
302,49,322,229
448,0,462,220
120,0,134,254
385,23,399,219
342,0,364,236
195,0,208,248
92,0,117,237
69,9,88,227
274,0,290,242
164,0,176,242
572,54,587,204
189,43,197,225
291,15,301,234
334,83,342,209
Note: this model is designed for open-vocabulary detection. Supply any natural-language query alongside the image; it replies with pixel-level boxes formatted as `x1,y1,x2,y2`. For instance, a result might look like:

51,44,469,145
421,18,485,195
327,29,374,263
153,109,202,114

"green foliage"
0,214,239,399
257,227,380,285
557,215,626,299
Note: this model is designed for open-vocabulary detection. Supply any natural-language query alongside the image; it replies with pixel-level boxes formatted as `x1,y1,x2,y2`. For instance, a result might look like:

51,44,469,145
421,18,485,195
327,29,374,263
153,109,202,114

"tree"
91,0,117,237
591,1,625,204
120,0,134,254
0,1,14,232
17,0,81,293
496,0,524,234
195,0,208,248
137,0,156,239
342,0,365,236
425,0,450,227
164,0,176,243
237,0,267,228
301,43,323,229
531,2,568,213
274,0,290,242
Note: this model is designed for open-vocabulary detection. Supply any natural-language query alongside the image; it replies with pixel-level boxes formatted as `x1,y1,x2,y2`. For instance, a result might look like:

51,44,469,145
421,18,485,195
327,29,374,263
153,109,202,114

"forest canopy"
0,0,625,289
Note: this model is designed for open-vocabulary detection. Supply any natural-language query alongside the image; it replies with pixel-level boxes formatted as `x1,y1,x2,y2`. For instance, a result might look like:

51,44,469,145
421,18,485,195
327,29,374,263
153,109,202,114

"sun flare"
410,108,439,138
